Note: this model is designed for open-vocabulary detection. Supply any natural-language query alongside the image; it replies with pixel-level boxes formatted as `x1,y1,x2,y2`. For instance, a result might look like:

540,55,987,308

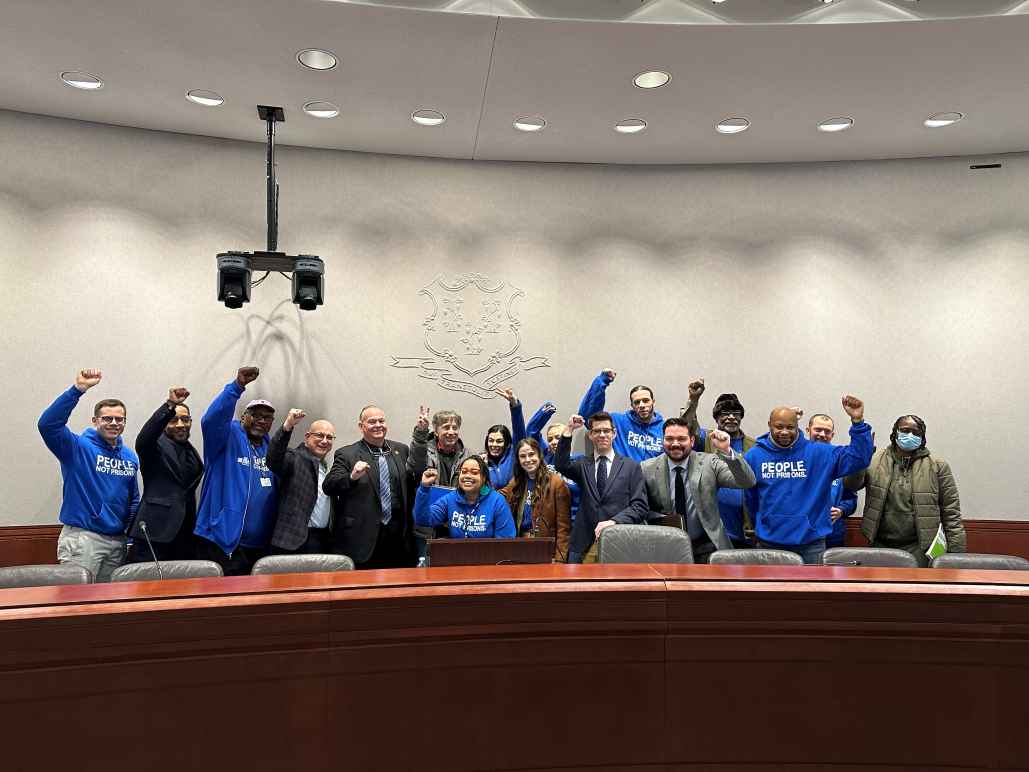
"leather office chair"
708,548,804,566
597,524,693,564
0,563,93,588
250,554,355,575
932,553,1029,570
110,560,224,582
823,547,919,568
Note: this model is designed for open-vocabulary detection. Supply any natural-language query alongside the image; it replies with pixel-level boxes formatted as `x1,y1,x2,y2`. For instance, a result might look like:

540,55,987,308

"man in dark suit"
639,418,756,563
266,408,337,554
555,411,649,564
127,386,203,562
323,405,418,569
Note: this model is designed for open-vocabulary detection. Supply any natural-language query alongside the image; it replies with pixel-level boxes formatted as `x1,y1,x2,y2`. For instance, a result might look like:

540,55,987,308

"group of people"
37,366,967,580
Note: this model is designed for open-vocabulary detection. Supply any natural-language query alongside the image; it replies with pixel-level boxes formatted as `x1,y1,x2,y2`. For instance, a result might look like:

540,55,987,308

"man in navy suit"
555,411,649,563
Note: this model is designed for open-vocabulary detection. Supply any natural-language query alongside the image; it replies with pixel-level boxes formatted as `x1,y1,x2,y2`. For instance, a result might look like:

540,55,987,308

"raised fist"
283,408,306,431
602,369,617,382
168,387,190,405
236,366,260,387
416,405,430,431
841,395,864,422
495,387,519,406
688,378,705,402
539,401,557,415
791,406,804,419
566,414,585,434
710,428,731,453
350,460,371,481
75,369,102,392
420,468,439,487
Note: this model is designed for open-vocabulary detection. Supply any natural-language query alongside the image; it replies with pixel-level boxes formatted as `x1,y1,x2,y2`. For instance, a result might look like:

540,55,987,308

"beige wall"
2,108,1027,525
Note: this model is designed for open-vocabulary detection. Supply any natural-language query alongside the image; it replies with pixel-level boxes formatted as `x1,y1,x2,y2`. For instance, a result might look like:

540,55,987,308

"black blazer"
266,427,330,551
323,439,416,564
130,402,203,543
555,434,648,559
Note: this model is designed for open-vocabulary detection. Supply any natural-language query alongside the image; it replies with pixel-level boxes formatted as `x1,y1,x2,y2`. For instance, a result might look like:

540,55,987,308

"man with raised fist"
38,369,140,581
126,386,204,563
194,366,278,575
577,369,663,462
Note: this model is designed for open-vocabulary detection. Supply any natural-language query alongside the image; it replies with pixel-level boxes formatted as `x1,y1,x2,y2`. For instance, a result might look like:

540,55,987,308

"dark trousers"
126,524,201,564
692,533,716,564
271,527,333,556
357,524,413,570
195,537,266,576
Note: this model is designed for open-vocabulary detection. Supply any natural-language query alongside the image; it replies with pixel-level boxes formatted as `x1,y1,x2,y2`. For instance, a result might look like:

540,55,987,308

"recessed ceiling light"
296,49,338,71
303,100,339,118
633,71,671,89
411,109,446,126
60,71,103,90
186,89,224,107
615,119,647,134
924,112,963,129
513,116,546,132
716,117,750,134
818,116,853,133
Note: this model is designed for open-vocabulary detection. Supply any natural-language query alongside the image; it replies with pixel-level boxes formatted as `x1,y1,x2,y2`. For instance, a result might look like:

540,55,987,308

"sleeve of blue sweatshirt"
525,402,555,447
830,421,874,480
37,386,84,463
414,485,449,528
201,381,244,460
839,486,858,517
491,495,516,537
578,372,611,420
510,401,526,443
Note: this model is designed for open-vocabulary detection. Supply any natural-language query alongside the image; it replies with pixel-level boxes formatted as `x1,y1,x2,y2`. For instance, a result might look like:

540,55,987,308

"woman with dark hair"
847,414,966,567
414,456,515,539
484,387,526,490
500,438,572,562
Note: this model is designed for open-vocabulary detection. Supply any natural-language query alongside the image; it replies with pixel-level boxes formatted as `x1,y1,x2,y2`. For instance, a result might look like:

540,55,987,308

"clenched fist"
564,414,585,436
350,460,371,481
420,468,439,487
75,369,102,392
168,387,190,405
710,428,731,454
236,366,260,387
283,408,306,431
688,378,705,402
602,369,617,382
841,395,864,422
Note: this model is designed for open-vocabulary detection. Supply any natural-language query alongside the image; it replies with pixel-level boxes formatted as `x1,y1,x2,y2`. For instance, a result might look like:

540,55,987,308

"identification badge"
260,477,272,487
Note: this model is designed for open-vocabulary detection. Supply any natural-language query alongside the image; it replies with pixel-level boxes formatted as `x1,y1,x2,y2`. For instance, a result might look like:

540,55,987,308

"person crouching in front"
414,456,515,539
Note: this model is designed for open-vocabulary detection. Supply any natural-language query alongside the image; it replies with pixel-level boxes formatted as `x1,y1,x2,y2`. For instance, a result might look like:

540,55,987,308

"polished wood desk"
2,565,1028,772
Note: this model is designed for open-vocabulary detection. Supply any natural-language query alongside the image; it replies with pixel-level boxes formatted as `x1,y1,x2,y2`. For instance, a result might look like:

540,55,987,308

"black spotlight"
217,252,252,309
292,256,324,311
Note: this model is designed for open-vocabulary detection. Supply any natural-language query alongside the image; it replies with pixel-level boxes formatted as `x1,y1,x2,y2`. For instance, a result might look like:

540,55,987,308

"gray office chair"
597,524,693,564
110,560,224,582
708,548,804,566
0,563,93,589
932,553,1029,571
822,547,919,568
250,554,355,575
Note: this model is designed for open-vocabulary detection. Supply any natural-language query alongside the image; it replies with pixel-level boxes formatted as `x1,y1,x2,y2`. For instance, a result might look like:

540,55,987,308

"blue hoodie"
527,402,582,523
38,386,141,535
487,401,526,490
578,372,664,462
744,421,873,546
414,485,516,538
194,381,277,555
828,478,859,546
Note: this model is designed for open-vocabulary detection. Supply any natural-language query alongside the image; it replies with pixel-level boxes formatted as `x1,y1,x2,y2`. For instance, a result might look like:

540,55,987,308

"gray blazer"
640,450,757,550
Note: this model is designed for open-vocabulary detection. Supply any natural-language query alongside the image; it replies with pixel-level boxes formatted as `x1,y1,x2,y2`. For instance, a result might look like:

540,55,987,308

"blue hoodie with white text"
578,371,664,462
414,485,516,539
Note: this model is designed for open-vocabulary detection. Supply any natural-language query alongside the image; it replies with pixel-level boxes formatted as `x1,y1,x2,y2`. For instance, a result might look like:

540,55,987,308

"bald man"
742,397,873,564
266,408,338,554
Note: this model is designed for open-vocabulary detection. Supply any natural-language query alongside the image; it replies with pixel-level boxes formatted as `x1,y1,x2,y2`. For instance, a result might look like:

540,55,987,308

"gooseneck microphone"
138,520,164,580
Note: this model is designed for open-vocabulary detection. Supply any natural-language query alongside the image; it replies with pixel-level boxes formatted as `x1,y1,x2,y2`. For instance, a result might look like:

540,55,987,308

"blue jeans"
758,538,826,566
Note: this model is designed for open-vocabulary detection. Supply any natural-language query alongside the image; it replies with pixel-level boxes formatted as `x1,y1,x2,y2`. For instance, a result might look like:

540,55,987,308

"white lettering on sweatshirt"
94,455,136,477
761,460,807,479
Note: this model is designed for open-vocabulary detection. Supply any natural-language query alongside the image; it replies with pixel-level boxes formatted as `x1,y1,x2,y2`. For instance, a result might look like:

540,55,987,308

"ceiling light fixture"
716,117,750,134
296,49,338,71
924,112,963,128
186,89,224,107
615,119,647,134
60,71,103,90
817,116,854,133
513,116,546,132
633,71,671,89
411,109,446,126
303,100,339,118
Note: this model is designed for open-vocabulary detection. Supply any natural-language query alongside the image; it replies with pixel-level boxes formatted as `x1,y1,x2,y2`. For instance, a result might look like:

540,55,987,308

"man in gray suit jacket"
637,417,757,563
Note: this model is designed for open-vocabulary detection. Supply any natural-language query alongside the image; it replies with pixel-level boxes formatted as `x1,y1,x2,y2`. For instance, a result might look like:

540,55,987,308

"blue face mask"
895,432,922,451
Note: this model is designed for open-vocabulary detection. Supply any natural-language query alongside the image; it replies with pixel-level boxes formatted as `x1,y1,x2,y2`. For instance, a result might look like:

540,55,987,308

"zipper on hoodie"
229,438,255,559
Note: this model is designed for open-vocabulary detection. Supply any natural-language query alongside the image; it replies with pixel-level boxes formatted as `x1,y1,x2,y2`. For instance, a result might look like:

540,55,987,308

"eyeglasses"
590,428,614,435
308,432,336,441
716,411,743,419
97,416,126,426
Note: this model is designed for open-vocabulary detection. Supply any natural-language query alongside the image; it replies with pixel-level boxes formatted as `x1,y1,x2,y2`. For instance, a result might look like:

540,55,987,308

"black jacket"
266,427,331,551
130,402,203,543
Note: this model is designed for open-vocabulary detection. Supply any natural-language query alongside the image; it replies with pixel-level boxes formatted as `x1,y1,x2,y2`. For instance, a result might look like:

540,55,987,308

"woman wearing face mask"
847,415,966,567
500,439,572,562
483,387,527,490
414,456,516,539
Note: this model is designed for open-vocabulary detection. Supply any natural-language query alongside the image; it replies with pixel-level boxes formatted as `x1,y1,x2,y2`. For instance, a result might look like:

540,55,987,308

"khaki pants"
57,525,127,582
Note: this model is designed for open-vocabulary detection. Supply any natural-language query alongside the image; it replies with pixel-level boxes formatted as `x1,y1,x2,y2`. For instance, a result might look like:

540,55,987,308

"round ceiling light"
716,117,751,135
615,118,647,134
60,71,103,90
297,49,338,71
633,70,671,89
303,100,339,118
818,116,854,133
513,116,546,132
924,112,963,129
411,109,446,126
186,89,224,107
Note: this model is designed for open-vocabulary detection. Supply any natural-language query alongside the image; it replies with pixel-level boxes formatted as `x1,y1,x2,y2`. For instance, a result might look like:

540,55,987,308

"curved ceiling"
2,0,1028,165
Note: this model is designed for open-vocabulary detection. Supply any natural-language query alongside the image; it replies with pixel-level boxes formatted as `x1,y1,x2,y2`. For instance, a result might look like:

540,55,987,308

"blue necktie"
378,453,392,525
597,456,608,499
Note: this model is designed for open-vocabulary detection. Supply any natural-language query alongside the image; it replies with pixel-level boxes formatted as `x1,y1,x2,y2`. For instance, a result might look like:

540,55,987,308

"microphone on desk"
138,520,164,580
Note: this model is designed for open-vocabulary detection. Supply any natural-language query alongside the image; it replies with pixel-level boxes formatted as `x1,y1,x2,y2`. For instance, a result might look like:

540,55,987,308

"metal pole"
266,115,277,252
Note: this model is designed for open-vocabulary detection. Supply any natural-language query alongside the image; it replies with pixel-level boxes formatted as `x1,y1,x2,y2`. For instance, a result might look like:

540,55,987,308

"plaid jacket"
266,427,330,550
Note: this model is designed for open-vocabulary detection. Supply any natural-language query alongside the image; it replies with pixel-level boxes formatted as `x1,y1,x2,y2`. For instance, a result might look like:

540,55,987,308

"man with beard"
681,381,758,547
638,418,756,563
577,369,664,461
126,386,204,562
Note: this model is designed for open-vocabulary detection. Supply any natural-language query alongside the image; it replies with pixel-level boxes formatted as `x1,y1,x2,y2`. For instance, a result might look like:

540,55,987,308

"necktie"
597,456,608,498
678,465,704,539
377,453,392,525
674,466,687,520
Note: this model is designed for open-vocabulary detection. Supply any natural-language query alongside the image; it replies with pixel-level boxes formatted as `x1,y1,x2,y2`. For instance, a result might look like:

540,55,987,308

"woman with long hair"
483,387,526,489
414,455,515,539
500,438,571,562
